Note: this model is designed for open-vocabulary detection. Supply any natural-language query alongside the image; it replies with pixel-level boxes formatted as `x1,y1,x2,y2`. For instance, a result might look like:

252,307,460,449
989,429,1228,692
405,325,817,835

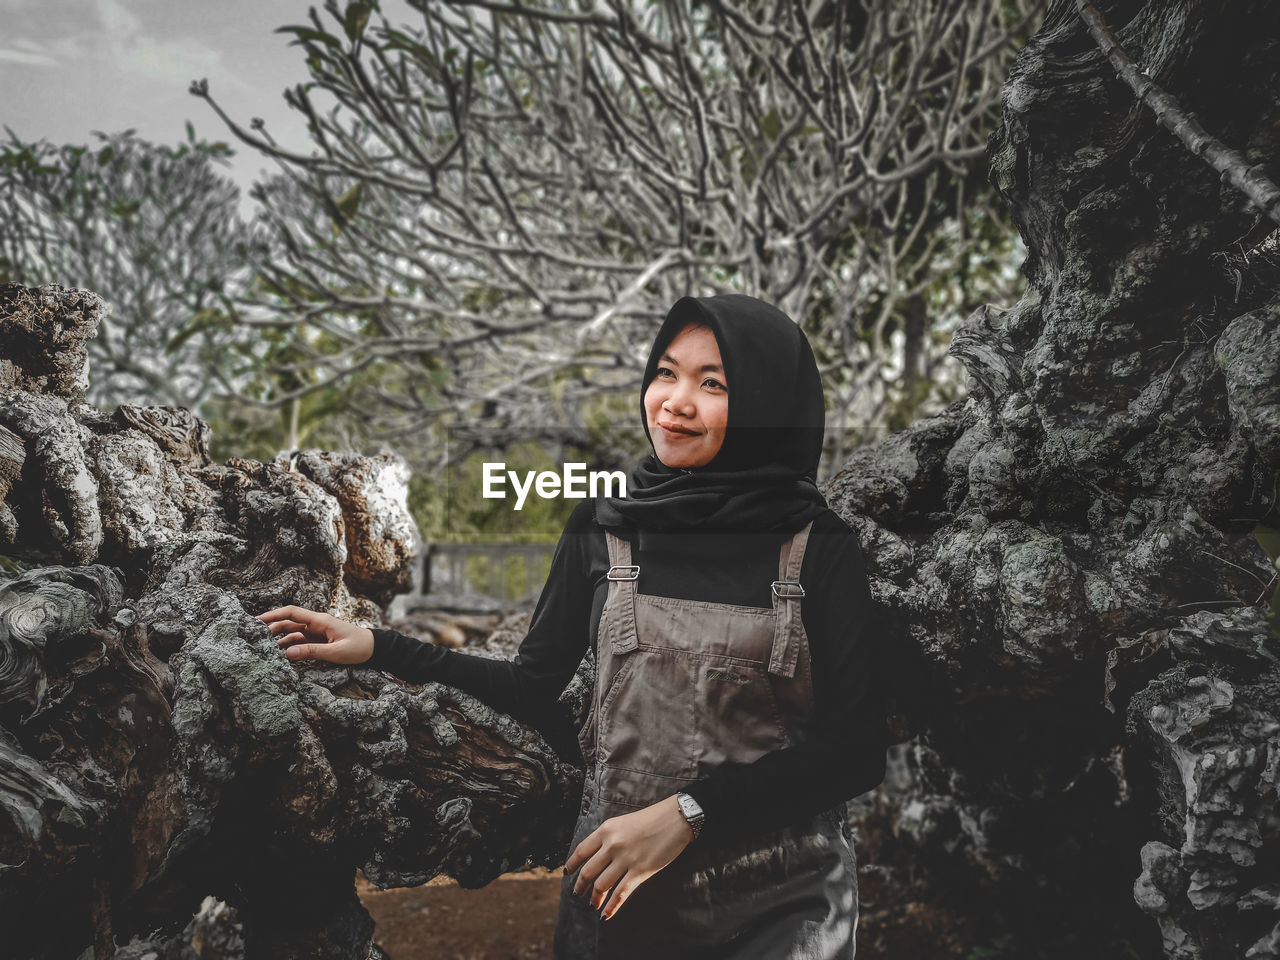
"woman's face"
643,323,729,468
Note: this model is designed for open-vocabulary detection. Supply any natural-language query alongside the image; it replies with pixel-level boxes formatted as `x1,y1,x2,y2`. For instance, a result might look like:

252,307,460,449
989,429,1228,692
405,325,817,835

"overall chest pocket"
692,659,787,773
596,649,789,793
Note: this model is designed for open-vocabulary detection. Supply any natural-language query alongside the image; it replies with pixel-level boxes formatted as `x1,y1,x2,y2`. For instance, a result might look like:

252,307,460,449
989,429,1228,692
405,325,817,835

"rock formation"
833,1,1280,957
0,285,584,959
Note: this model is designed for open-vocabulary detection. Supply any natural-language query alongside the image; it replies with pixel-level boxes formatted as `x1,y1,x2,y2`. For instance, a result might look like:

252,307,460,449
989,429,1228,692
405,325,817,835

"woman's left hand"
565,794,694,920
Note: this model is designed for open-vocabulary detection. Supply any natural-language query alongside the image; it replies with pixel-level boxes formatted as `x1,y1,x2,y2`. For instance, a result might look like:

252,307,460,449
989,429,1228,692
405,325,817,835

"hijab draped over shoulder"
595,294,828,537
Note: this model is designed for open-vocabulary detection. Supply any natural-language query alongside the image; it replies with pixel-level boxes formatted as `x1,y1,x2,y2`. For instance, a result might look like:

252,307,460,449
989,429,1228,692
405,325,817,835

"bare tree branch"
1075,0,1280,228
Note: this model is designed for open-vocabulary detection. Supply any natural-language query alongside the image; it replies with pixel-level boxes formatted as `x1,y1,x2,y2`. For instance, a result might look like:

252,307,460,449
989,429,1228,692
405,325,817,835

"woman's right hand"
256,605,375,665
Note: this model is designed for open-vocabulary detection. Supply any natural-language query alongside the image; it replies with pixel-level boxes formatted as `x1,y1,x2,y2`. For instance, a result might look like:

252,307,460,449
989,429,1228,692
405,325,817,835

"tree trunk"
830,1,1280,956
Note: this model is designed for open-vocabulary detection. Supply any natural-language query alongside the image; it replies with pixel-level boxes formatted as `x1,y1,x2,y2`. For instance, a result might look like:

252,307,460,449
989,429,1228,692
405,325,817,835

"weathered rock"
0,284,582,958
108,897,249,960
834,1,1280,956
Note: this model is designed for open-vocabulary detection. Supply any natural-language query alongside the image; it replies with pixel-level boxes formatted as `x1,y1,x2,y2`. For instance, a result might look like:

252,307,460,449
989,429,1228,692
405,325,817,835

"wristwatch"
676,791,705,840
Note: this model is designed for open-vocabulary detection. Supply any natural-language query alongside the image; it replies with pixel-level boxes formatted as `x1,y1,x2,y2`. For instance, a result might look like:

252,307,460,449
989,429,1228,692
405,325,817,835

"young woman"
258,294,887,959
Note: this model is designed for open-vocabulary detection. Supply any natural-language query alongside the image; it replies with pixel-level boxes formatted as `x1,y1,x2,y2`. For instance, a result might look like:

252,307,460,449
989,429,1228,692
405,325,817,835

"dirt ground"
356,867,937,960
356,868,565,960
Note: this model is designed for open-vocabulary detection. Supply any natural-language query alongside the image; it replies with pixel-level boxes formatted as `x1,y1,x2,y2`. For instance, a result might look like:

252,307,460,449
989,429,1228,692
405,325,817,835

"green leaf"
1250,474,1280,641
760,110,781,142
1253,474,1280,563
331,182,363,236
166,308,233,354
276,25,344,51
1254,524,1280,566
380,28,434,64
343,1,375,43
186,120,195,142
97,146,114,167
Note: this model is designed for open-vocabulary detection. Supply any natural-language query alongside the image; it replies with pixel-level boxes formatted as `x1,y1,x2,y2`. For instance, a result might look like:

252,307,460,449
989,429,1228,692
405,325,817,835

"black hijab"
595,294,829,535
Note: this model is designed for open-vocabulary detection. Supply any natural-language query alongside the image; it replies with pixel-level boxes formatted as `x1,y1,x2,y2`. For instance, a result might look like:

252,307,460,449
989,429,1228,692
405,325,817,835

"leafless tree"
197,0,1040,476
0,129,252,414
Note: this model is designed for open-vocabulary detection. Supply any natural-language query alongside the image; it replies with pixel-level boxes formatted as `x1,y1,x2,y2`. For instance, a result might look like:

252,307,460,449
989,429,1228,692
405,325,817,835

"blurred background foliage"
0,0,1043,545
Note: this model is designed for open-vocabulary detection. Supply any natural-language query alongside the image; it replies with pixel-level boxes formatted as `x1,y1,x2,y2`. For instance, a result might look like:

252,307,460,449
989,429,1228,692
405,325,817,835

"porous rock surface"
836,2,1280,957
0,284,580,959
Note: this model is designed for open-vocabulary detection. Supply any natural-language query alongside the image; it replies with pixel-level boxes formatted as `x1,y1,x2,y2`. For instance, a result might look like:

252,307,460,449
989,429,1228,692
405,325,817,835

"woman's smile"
643,323,728,468
657,420,699,438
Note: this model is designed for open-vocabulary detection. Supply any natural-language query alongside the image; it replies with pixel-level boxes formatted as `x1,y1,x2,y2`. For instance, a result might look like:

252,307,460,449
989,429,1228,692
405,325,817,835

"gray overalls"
553,521,859,959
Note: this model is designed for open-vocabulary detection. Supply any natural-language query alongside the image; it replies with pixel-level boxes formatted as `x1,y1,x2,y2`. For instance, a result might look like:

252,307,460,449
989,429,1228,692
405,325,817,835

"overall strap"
603,531,640,654
769,520,814,678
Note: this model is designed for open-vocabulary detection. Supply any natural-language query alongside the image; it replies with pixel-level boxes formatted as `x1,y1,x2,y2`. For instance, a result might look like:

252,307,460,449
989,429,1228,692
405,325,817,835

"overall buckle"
607,564,640,581
771,580,805,599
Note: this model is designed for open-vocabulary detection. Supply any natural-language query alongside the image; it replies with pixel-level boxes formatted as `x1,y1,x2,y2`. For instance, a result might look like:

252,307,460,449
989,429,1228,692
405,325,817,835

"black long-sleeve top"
368,499,887,847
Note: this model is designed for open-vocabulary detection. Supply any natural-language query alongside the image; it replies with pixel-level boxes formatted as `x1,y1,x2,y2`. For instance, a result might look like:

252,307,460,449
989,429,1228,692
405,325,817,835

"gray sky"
0,0,332,209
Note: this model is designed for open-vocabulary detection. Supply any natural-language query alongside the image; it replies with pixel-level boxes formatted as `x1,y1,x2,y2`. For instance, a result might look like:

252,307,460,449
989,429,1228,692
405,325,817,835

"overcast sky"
1,0,332,209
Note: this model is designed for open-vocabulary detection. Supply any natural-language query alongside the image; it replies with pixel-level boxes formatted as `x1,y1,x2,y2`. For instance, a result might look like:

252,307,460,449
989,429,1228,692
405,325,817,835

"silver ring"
607,565,640,581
